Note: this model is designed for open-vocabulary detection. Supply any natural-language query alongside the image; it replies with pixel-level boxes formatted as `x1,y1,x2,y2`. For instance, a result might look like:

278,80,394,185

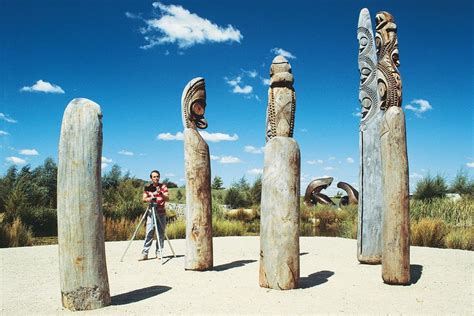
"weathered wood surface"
57,98,110,310
357,8,383,264
183,128,213,270
380,107,410,284
259,137,300,290
376,11,410,285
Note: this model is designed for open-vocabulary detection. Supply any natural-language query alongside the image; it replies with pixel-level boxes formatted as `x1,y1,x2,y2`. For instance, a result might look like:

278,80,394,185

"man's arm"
142,191,150,203
160,184,170,202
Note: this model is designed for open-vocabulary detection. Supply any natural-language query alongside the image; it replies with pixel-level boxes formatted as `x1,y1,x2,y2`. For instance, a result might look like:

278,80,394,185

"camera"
151,197,157,202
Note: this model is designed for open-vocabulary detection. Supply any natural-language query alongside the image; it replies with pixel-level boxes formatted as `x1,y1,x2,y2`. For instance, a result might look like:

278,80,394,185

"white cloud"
352,107,363,118
101,157,113,169
118,150,134,156
132,2,243,49
232,85,253,94
307,159,323,165
271,47,296,59
219,156,242,164
247,168,263,175
467,162,474,168
157,132,184,141
20,80,65,94
346,157,355,164
19,149,39,156
328,156,336,161
262,78,270,86
0,130,9,136
157,131,238,142
6,156,27,165
410,172,424,179
199,131,238,142
245,70,257,78
0,113,17,123
164,173,175,177
210,155,220,160
324,166,335,171
244,146,263,154
405,99,433,117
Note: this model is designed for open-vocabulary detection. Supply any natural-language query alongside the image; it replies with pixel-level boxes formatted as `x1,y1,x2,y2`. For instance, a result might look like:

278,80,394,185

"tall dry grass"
410,197,473,227
411,218,447,248
0,218,33,247
444,227,474,250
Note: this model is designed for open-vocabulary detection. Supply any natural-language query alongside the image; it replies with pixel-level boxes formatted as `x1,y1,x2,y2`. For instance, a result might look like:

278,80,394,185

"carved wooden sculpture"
304,177,336,206
182,77,213,271
376,11,410,285
357,8,384,264
57,98,110,310
260,56,300,290
336,181,359,207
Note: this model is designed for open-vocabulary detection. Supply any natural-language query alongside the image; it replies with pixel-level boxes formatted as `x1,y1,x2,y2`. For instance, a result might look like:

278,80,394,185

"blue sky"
1,0,473,195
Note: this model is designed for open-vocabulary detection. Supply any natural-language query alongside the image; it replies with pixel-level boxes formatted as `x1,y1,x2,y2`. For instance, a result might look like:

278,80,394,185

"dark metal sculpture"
336,181,359,207
304,177,336,206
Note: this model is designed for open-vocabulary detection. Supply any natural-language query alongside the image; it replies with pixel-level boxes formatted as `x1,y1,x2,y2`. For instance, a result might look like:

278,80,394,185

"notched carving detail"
181,77,208,129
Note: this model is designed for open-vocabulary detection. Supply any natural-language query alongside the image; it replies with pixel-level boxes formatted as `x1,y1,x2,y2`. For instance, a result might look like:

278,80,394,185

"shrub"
411,218,447,248
224,208,258,222
444,227,474,250
450,169,474,196
413,174,448,201
0,218,33,248
213,219,246,236
165,218,186,239
104,217,145,241
19,207,57,237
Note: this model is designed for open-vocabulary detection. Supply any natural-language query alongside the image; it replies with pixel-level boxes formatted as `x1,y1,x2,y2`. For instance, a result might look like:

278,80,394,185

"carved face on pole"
376,11,402,111
266,55,296,141
181,77,208,129
358,8,379,124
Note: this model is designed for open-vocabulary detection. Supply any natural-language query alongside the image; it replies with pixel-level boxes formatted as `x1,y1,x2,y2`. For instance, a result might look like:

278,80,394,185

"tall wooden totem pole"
182,77,213,271
259,55,300,290
357,8,383,264
376,11,410,284
57,98,110,310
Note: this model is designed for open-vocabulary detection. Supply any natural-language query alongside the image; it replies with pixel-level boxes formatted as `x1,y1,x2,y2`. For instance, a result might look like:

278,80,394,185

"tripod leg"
151,207,164,262
156,212,176,258
120,208,148,262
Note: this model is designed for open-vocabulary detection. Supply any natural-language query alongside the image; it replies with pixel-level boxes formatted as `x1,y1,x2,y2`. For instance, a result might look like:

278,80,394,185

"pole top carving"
270,55,294,87
181,77,208,129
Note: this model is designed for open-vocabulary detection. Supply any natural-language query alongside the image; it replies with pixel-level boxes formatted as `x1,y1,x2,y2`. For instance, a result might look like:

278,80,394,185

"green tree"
449,169,474,196
413,174,448,201
211,176,224,190
250,176,262,205
162,178,178,188
176,189,183,202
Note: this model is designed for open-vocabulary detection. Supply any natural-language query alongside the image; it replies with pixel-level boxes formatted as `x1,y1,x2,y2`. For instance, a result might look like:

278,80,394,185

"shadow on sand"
410,264,423,284
299,270,335,289
213,259,257,272
111,286,171,305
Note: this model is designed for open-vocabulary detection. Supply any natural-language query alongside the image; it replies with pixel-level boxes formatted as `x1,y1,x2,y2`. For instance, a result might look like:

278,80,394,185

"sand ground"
1,236,473,315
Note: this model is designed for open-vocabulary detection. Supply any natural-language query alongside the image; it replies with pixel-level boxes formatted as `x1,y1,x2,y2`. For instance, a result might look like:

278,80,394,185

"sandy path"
1,236,472,315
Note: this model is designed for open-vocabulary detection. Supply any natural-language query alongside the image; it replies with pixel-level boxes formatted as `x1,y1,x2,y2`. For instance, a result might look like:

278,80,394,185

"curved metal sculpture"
336,181,359,207
182,77,213,271
181,77,208,130
304,177,336,206
265,55,296,142
376,11,410,285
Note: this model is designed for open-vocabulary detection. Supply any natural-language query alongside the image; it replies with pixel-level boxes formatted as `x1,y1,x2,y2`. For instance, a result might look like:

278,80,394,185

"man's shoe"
138,254,148,261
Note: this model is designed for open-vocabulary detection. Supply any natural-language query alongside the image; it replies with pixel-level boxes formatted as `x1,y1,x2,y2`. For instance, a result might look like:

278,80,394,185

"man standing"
141,170,169,260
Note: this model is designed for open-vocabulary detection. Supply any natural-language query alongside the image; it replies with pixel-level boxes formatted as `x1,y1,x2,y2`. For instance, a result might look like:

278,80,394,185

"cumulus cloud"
157,132,184,141
20,80,65,94
262,78,270,86
271,47,296,59
0,130,9,136
118,150,134,156
157,131,238,142
346,157,355,164
244,146,263,154
102,156,113,169
210,155,220,160
6,156,27,165
199,131,238,142
467,162,474,168
307,159,323,165
219,156,242,164
0,113,17,123
129,2,243,50
225,76,253,95
19,149,39,156
247,168,263,175
405,99,433,117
